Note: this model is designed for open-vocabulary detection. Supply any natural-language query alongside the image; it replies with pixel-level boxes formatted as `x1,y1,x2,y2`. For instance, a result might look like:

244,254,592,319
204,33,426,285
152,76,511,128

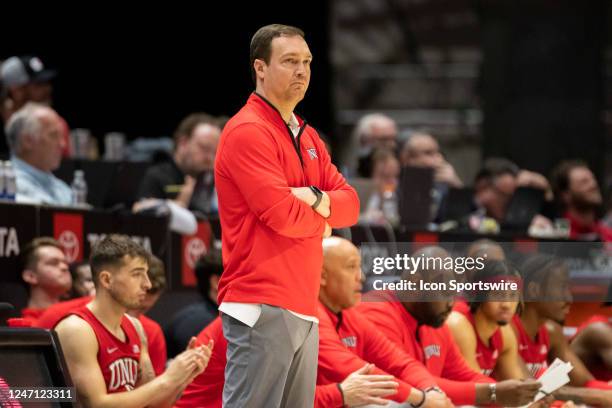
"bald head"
323,236,351,254
466,239,505,261
320,237,363,313
323,236,359,270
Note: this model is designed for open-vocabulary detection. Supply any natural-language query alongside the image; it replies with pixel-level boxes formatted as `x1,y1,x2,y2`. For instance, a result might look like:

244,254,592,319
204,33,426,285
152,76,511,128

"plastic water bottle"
71,170,88,207
4,161,16,202
381,184,399,226
0,161,5,200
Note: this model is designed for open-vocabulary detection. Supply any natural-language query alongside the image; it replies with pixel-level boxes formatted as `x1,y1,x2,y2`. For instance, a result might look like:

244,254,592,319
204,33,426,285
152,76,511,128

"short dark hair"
21,237,63,272
68,260,90,298
194,248,223,300
469,259,522,314
550,159,590,208
371,148,398,168
147,255,167,294
173,113,219,146
520,254,566,298
69,260,89,282
89,235,150,287
475,157,519,186
249,24,305,84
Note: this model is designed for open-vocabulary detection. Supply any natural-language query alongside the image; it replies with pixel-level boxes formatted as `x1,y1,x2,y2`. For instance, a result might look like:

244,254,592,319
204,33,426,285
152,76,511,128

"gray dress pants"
222,304,319,408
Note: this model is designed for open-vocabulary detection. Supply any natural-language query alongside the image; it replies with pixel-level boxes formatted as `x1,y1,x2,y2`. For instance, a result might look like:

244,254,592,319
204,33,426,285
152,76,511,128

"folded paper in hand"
518,358,573,408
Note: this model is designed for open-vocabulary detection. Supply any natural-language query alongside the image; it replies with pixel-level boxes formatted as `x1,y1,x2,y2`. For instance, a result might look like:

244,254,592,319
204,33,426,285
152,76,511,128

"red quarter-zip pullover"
215,93,360,315
316,301,439,404
357,291,494,405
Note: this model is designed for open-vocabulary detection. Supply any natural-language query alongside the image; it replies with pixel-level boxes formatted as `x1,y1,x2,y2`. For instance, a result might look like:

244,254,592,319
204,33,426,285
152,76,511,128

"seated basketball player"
447,259,527,380
55,235,213,407
39,255,169,376
451,254,612,406
20,237,72,323
360,249,542,407
515,255,612,405
452,239,507,315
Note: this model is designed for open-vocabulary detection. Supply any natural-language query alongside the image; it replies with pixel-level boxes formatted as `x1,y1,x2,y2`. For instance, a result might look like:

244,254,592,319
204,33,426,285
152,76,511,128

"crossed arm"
218,124,359,238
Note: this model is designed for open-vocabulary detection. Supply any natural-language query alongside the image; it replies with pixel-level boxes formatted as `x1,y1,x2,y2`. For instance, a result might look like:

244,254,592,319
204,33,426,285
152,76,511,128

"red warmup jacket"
357,291,493,406
317,301,439,405
35,296,167,376
458,308,504,377
175,317,350,408
214,93,360,316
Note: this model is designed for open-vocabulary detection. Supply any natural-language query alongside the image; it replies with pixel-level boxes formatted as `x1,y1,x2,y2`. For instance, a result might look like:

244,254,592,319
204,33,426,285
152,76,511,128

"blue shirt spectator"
12,155,71,205
4,103,72,206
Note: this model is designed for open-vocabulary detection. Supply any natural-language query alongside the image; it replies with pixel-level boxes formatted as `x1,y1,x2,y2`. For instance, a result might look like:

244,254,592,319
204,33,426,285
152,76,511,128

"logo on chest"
526,362,547,378
108,357,139,391
341,336,357,348
306,148,318,160
423,344,441,360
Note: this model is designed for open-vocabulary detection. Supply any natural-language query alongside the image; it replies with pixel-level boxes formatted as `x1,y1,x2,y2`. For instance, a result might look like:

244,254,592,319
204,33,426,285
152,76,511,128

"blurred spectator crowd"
2,55,611,242
2,54,612,407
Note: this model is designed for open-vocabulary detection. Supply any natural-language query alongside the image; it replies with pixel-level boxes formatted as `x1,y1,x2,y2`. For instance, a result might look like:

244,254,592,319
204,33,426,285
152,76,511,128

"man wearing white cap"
1,55,56,122
1,56,70,157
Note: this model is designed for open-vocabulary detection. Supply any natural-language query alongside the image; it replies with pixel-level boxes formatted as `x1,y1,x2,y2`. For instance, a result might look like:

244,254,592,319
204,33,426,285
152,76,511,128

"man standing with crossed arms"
214,24,360,407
